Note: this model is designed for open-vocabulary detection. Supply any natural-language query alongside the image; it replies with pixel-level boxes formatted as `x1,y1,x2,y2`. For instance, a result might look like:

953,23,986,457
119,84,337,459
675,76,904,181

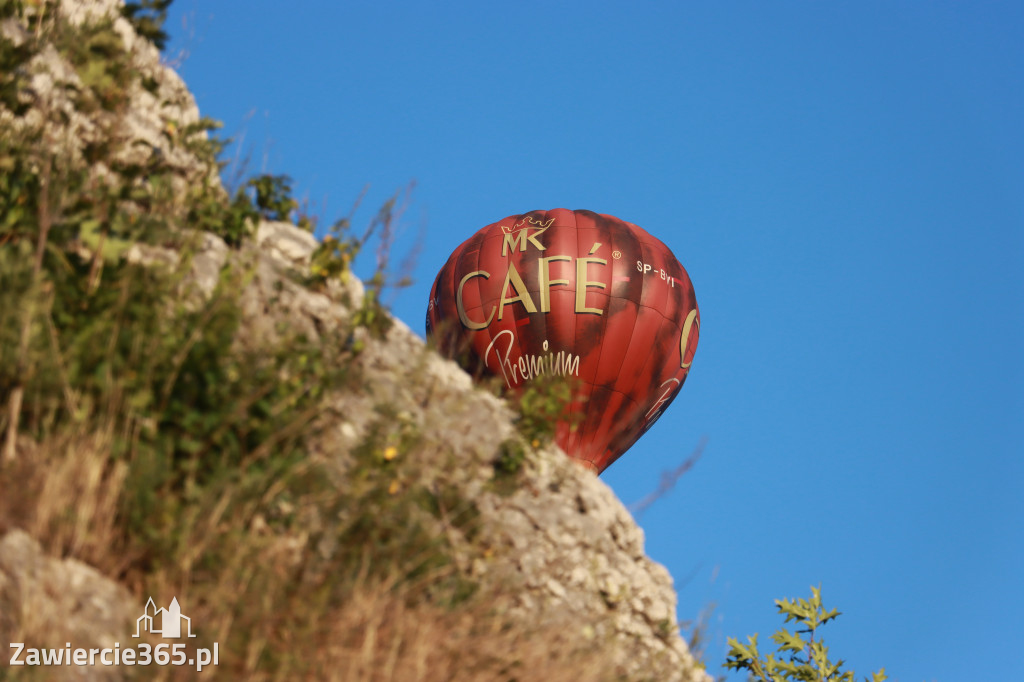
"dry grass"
0,429,633,682
29,427,129,566
147,575,623,682
276,578,619,682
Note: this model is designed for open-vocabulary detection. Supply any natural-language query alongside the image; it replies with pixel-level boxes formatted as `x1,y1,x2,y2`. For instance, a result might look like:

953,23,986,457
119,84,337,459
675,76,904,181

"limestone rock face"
249,222,712,682
1,0,216,210
0,530,135,681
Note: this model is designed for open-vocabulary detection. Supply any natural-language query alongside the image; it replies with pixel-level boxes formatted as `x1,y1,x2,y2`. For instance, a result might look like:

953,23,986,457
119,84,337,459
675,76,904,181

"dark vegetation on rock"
0,1,713,679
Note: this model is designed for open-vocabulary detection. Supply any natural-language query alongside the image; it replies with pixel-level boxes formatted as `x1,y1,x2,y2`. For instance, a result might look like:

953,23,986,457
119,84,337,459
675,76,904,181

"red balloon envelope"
426,209,699,474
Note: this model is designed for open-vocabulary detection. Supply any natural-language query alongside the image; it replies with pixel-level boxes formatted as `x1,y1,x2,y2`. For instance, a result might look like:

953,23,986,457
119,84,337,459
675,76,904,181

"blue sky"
165,2,1022,679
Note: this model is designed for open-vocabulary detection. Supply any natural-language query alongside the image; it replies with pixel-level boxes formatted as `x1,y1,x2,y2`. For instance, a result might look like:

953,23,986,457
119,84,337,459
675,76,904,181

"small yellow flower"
382,445,398,461
388,479,400,495
531,439,540,449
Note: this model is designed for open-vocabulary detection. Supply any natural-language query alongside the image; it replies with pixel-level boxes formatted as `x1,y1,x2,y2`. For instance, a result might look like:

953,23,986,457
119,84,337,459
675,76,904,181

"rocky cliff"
0,1,710,680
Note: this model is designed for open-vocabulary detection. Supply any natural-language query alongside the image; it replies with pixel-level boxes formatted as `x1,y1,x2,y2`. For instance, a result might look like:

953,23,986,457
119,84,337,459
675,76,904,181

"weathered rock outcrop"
0,530,134,681
1,0,210,199
237,219,709,682
0,1,710,680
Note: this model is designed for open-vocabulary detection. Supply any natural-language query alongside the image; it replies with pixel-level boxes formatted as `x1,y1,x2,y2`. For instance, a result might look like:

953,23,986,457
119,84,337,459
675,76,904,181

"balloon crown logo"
500,216,555,234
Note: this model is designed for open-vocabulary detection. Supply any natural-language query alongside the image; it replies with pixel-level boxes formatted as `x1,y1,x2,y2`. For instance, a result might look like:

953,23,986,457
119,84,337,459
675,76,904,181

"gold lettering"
538,255,571,312
502,230,527,256
501,221,549,255
498,262,537,319
679,308,699,368
574,255,607,315
456,270,495,330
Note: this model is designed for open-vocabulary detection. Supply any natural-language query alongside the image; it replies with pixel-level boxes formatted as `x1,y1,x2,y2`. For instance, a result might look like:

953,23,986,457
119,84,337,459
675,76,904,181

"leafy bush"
724,586,887,682
247,173,299,223
509,373,576,448
121,0,173,52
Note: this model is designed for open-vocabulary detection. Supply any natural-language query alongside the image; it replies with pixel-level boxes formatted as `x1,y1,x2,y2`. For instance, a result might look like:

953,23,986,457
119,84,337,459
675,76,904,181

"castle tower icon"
134,597,197,638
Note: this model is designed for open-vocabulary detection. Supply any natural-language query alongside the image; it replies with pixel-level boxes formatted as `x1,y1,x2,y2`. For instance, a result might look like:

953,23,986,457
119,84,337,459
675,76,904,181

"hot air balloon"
426,209,699,474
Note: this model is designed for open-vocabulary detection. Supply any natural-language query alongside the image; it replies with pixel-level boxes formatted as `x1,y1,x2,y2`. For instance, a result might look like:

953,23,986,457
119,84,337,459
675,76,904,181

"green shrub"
247,173,299,223
121,0,173,52
724,586,887,682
